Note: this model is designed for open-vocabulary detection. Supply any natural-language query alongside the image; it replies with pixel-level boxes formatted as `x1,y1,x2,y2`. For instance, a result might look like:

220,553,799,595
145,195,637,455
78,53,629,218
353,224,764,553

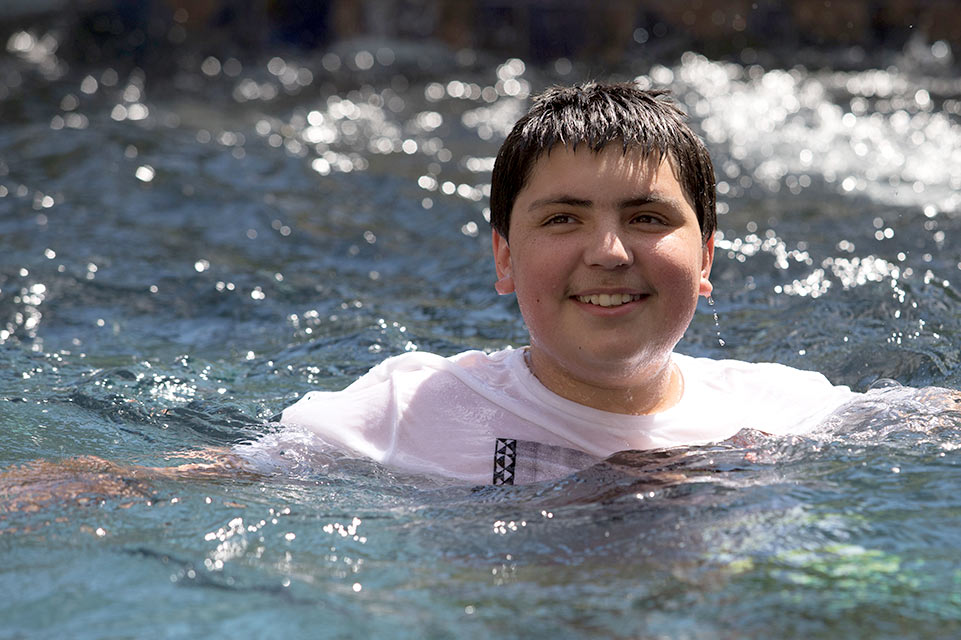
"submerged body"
248,347,857,485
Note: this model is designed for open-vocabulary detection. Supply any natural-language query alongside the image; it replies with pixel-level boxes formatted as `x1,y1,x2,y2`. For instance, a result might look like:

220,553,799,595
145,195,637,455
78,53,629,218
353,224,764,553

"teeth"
576,293,642,307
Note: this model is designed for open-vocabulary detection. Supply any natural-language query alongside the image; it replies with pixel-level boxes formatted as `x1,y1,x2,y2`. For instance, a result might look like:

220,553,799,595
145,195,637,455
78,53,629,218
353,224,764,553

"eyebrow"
526,194,681,211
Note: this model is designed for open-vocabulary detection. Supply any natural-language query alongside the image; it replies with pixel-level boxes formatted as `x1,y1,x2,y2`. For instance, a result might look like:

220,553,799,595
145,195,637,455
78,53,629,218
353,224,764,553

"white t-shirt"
236,348,858,485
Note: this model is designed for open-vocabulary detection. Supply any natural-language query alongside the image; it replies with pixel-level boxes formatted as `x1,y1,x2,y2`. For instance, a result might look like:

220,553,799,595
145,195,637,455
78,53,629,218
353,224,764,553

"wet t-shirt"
236,348,858,485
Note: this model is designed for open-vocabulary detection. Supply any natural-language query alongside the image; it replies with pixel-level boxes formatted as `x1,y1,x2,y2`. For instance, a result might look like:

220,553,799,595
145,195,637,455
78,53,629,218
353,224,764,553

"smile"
574,293,644,307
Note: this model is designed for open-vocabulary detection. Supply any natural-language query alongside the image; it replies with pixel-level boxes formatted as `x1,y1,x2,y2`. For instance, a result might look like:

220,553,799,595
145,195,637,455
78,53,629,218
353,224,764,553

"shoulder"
671,352,859,435
329,347,525,410
345,348,508,387
674,353,848,390
365,347,516,374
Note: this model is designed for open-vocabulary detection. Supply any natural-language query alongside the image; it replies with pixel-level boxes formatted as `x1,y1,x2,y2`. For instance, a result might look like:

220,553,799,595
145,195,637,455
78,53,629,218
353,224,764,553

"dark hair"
489,82,716,242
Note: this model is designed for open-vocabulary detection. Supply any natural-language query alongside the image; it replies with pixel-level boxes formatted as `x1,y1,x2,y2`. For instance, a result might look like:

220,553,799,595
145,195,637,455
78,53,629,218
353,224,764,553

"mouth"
574,293,645,308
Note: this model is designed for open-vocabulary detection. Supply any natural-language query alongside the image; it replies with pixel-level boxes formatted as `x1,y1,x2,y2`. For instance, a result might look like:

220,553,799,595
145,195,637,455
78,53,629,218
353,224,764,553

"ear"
491,228,515,295
699,233,715,298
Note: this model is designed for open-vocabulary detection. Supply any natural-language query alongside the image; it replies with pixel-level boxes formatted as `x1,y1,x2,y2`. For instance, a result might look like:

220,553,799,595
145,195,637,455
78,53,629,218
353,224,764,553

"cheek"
514,246,570,296
651,240,705,285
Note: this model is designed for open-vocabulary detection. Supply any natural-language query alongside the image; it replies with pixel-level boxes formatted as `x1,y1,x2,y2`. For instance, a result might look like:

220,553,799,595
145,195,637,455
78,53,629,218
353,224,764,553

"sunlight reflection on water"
3,15,961,639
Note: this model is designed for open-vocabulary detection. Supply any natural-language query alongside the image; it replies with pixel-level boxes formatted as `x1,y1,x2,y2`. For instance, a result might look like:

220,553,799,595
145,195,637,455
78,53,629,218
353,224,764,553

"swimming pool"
3,19,961,639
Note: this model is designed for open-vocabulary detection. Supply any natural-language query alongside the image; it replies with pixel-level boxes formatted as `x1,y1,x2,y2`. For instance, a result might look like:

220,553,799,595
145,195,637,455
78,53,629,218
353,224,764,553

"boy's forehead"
523,144,678,192
538,141,669,168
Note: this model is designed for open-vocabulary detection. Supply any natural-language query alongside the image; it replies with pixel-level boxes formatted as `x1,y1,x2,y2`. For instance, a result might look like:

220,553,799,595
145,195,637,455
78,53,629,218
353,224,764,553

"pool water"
3,24,961,639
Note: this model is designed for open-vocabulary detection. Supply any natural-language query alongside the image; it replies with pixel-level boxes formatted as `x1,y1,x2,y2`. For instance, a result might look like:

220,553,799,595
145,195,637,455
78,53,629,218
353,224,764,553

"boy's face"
492,145,714,401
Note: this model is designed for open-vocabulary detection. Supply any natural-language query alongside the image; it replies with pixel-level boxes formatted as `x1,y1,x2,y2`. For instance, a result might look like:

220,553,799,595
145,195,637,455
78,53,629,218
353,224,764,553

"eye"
544,213,575,225
630,213,665,225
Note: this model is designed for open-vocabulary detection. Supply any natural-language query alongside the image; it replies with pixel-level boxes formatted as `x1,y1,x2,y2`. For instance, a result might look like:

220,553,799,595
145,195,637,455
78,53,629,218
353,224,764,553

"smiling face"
492,145,714,414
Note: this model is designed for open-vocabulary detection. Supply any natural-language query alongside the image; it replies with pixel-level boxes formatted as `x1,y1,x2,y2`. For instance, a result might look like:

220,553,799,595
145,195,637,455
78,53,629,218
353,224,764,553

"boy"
239,82,857,485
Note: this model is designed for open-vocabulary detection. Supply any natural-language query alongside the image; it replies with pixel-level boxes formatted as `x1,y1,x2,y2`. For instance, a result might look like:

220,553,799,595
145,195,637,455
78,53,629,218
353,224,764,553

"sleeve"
232,358,406,474
278,385,398,460
675,355,860,439
733,361,859,435
232,350,514,483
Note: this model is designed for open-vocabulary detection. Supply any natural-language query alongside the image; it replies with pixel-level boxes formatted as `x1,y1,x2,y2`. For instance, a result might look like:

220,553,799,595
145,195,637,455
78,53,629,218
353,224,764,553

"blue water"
3,21,961,639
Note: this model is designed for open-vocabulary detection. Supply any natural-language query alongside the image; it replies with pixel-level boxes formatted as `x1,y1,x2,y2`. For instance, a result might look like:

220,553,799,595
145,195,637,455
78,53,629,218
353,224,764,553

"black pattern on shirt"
492,438,602,485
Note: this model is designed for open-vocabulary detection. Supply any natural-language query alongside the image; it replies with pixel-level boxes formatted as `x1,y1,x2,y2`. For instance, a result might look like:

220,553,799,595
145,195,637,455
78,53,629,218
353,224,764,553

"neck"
525,349,682,415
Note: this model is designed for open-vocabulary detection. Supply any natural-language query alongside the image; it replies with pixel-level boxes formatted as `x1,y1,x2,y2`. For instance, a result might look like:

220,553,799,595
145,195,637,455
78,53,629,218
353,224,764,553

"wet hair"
489,82,716,242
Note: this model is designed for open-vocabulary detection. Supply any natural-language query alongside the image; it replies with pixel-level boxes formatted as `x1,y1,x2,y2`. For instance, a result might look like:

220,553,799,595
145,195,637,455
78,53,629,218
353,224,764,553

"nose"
585,227,633,269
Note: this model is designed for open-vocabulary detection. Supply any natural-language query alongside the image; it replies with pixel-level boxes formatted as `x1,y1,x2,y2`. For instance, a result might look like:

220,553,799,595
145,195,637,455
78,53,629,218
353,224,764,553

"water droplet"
708,296,725,347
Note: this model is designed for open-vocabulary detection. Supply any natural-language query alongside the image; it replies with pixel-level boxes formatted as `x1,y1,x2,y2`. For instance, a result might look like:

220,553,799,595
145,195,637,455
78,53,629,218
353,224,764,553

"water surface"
3,25,961,639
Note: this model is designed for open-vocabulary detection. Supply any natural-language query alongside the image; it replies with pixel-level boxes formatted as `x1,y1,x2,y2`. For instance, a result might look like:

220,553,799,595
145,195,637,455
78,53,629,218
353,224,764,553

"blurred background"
2,0,960,70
